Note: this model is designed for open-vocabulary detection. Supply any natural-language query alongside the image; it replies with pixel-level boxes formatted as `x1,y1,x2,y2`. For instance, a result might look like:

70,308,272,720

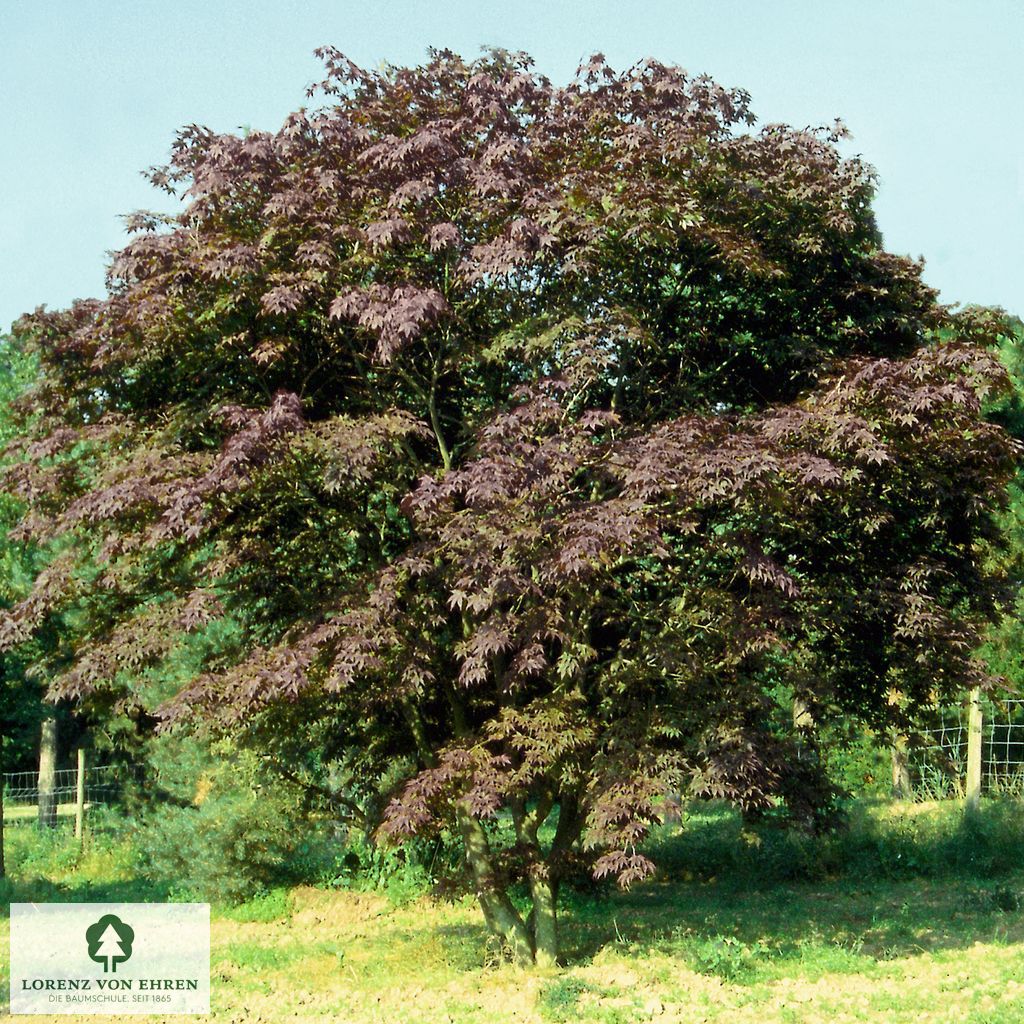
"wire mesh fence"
2,762,142,826
910,698,1024,800
2,704,1020,830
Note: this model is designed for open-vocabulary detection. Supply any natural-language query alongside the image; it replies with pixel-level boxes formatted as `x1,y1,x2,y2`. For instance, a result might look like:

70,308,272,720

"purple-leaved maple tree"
2,49,1018,964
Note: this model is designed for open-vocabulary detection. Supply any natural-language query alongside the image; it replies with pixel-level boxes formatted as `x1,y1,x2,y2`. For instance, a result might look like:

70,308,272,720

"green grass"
2,798,1024,1022
2,801,85,821
643,797,1024,886
218,886,293,923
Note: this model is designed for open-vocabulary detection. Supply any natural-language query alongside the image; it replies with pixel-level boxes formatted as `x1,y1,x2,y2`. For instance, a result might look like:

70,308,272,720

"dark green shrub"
134,739,340,903
325,829,440,904
822,729,892,799
644,798,1024,889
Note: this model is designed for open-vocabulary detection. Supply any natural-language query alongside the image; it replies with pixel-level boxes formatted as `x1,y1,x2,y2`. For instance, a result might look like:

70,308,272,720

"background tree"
974,316,1024,695
1,50,1018,962
0,335,47,875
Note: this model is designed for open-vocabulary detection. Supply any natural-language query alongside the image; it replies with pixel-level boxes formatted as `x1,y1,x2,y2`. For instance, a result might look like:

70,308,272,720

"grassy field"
2,800,1024,1023
3,802,84,821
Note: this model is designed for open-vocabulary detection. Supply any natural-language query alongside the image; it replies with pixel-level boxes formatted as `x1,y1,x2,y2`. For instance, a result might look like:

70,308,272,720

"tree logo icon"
85,915,135,973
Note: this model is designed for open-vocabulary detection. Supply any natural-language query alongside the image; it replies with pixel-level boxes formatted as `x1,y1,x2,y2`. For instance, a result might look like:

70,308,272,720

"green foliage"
219,887,292,923
821,728,892,799
646,799,1024,887
326,828,451,905
683,934,761,981
4,823,86,878
134,739,338,903
0,335,46,771
136,799,303,904
0,807,157,908
538,977,595,1022
983,315,1024,441
975,316,1024,698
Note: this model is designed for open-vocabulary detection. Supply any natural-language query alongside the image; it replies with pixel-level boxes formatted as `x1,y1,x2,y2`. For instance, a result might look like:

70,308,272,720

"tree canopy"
2,49,1018,964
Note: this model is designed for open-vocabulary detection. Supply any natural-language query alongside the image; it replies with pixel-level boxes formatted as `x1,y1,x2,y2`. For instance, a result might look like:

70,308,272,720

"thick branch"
275,766,370,830
427,362,452,471
399,697,437,768
510,791,561,968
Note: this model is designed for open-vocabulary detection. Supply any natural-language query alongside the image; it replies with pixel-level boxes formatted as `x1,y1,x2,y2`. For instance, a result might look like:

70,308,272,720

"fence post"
1,736,6,879
75,748,87,843
966,688,983,811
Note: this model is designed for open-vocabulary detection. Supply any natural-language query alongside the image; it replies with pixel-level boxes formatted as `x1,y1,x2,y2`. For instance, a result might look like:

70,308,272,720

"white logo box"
9,903,210,1015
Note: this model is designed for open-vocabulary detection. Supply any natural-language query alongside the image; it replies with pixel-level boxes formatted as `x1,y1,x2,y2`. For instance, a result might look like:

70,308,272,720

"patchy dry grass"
3,801,1024,1022
3,881,1024,1023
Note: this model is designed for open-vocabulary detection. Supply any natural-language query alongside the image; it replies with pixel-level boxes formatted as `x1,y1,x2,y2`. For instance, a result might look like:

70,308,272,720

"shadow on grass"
553,799,1024,976
427,800,1024,977
429,870,1022,980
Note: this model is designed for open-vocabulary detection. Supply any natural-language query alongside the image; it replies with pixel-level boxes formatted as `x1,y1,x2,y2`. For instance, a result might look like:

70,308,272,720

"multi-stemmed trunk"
457,794,580,968
458,809,537,964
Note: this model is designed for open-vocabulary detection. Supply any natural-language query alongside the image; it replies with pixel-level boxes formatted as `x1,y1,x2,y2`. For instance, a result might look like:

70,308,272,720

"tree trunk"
528,873,559,968
37,714,58,829
457,809,534,965
891,736,912,800
457,794,583,967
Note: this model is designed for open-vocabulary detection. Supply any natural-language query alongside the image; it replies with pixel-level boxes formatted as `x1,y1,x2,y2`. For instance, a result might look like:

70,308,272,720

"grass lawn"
3,802,84,822
2,801,1024,1022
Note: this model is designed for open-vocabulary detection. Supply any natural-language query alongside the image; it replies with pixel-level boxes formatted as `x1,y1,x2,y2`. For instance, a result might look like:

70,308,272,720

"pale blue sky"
2,0,1022,331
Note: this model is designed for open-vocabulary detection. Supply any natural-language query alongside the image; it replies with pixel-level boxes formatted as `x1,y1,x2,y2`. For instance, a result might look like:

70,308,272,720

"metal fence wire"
910,698,1024,800
2,763,142,825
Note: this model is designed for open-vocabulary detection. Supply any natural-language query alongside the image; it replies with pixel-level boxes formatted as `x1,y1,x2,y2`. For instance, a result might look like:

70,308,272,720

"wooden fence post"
966,688,983,811
1,736,6,879
75,747,86,843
